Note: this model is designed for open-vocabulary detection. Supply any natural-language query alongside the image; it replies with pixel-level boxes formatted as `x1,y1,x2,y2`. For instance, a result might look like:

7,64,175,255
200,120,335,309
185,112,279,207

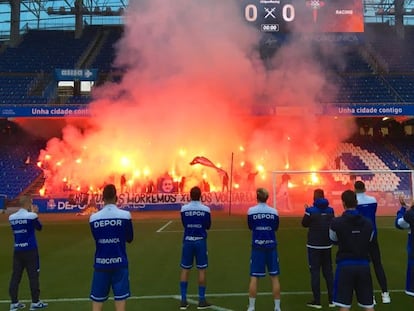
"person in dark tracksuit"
302,189,335,309
354,181,390,304
330,190,375,311
8,195,48,311
395,196,414,300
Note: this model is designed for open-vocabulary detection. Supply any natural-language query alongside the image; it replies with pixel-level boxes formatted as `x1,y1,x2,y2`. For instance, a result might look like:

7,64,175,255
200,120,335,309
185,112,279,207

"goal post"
270,169,414,216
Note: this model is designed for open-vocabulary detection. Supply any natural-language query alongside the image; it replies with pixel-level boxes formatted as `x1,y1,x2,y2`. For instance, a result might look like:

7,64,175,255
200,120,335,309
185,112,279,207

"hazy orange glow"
31,0,357,197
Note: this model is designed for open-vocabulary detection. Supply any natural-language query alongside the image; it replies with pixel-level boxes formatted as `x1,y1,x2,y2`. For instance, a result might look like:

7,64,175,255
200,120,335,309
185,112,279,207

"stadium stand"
1,10,414,205
0,120,45,200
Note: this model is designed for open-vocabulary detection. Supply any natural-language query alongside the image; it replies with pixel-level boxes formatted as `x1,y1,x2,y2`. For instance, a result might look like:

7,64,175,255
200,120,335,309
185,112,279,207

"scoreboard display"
242,0,364,33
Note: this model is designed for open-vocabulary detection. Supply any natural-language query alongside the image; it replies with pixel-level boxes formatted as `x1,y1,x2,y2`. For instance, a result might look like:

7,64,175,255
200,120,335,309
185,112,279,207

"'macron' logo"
306,0,326,23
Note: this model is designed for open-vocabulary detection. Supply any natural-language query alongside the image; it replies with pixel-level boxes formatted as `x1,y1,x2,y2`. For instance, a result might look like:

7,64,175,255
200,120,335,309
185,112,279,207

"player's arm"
301,206,311,227
125,218,134,243
247,214,254,230
33,217,42,231
274,216,280,231
396,195,410,230
204,212,211,230
329,222,338,244
368,222,374,242
180,211,186,227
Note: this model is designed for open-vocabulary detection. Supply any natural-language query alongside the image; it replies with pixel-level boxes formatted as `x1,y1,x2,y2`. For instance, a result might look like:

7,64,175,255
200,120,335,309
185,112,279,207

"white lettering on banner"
37,191,259,212
10,219,28,225
185,211,205,217
15,242,29,248
96,257,122,264
116,191,256,205
337,106,404,115
94,219,123,228
32,108,50,115
31,108,90,116
57,202,87,210
253,214,275,220
61,69,84,77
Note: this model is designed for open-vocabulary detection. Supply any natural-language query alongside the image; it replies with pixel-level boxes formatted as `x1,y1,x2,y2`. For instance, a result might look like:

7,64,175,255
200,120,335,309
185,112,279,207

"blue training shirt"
248,203,279,249
181,201,211,242
356,192,378,235
9,208,42,251
89,204,133,270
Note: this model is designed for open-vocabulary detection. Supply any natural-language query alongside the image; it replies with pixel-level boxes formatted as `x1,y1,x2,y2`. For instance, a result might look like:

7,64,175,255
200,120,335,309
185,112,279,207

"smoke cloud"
35,0,355,195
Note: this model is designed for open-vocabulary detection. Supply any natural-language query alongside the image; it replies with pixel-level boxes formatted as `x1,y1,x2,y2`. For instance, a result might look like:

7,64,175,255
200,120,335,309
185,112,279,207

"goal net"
270,170,414,216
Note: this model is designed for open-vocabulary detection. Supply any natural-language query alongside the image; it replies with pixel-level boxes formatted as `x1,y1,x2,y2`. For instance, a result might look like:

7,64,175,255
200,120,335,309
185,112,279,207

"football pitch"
0,213,409,310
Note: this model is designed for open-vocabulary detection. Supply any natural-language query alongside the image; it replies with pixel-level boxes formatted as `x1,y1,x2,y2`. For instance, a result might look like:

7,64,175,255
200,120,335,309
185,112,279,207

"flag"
190,156,227,175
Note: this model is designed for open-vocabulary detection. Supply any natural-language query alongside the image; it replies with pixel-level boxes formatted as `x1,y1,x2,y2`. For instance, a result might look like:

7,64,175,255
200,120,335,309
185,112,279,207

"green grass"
0,215,410,310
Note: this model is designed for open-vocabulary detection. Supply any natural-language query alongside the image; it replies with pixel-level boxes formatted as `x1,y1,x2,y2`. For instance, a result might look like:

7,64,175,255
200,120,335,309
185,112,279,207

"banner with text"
2,104,414,118
33,191,257,213
0,106,90,118
55,69,98,81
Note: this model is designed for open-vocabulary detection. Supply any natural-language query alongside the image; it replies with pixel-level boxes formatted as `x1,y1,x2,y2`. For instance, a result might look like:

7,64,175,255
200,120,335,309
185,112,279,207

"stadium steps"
77,28,108,69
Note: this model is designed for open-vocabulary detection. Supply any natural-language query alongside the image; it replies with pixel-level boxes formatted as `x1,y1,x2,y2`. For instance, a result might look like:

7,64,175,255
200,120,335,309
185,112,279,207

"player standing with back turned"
354,181,390,304
89,184,134,311
247,188,281,311
179,186,212,310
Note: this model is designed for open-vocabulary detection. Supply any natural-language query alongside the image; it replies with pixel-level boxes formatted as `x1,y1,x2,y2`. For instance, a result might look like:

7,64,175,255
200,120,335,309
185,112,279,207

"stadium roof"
0,0,127,39
0,0,414,40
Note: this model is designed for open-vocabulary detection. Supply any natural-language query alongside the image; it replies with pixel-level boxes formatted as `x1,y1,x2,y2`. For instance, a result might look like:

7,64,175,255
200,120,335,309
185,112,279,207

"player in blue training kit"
247,188,281,311
302,189,335,309
354,181,390,304
8,195,48,311
89,184,133,311
395,196,414,298
330,190,375,311
179,186,212,310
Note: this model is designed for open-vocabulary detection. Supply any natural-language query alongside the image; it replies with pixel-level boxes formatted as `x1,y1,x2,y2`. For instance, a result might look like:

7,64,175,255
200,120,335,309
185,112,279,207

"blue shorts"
333,262,374,308
250,247,280,277
90,267,130,302
180,239,208,269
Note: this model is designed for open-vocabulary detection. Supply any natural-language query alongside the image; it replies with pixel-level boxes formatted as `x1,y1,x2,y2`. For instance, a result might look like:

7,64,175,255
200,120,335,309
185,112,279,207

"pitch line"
156,220,173,232
0,289,405,304
173,295,234,311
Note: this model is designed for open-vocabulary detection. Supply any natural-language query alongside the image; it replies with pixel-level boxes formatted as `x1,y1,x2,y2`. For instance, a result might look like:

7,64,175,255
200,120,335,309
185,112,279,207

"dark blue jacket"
302,198,335,248
330,210,374,264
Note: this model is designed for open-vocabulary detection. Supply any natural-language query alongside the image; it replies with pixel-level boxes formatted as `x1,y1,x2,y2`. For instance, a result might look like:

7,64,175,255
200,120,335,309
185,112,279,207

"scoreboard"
242,0,364,33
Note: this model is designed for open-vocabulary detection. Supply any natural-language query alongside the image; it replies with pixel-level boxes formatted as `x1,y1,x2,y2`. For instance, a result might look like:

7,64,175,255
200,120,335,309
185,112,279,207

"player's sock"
248,297,256,309
198,285,206,301
274,299,281,310
180,281,188,301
